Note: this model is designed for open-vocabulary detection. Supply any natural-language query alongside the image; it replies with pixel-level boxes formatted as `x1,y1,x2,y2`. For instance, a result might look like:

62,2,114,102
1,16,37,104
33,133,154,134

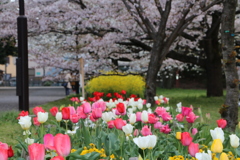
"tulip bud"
176,132,181,140
56,112,62,122
220,152,229,160
211,139,223,153
229,134,240,148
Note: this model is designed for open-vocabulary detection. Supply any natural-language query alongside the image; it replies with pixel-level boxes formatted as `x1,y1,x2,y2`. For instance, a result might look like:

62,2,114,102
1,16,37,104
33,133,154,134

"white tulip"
147,135,157,149
195,150,212,160
18,116,32,130
137,103,143,110
229,134,240,148
154,96,158,101
102,112,113,122
146,103,151,108
122,124,133,136
133,135,157,150
55,112,62,122
141,110,148,123
176,102,182,112
210,127,225,143
25,138,34,145
129,114,136,124
37,112,48,124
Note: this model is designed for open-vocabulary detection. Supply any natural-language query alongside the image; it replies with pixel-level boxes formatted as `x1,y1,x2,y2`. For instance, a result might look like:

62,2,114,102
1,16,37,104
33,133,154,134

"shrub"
85,72,145,98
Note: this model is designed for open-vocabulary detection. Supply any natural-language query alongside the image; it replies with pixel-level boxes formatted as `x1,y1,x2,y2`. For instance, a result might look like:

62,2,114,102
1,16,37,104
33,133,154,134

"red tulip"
50,107,59,116
216,118,227,129
51,156,65,160
33,106,45,116
116,102,126,114
114,118,127,130
70,114,80,123
106,93,112,98
28,143,45,160
54,134,71,157
61,107,70,120
7,146,14,157
17,110,29,119
188,142,199,157
148,113,159,124
176,113,184,122
181,132,193,146
120,90,126,95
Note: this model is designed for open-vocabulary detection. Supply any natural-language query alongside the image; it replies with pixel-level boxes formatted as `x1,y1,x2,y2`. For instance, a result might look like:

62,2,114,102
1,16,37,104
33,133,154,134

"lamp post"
17,0,29,111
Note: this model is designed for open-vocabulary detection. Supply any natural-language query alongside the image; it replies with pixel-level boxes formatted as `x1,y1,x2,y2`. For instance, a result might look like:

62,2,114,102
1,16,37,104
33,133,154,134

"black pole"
17,0,29,111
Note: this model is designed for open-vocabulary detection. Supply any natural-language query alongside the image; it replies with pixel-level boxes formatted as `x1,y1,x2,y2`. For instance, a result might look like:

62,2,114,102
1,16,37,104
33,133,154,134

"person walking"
64,71,72,96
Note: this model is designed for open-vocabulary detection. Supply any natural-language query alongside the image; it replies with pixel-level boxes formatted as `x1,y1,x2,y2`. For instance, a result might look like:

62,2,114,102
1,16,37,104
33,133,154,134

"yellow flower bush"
85,71,145,97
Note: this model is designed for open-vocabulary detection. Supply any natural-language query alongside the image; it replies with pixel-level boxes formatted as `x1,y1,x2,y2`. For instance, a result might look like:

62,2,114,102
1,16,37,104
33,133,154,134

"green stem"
41,124,44,143
142,149,146,160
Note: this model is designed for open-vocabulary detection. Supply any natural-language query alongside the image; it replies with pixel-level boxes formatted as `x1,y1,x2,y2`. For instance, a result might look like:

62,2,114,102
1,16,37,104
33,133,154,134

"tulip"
210,127,224,143
141,110,148,123
211,139,223,153
51,156,65,160
107,120,115,129
186,112,199,123
61,107,70,120
44,134,55,150
176,132,181,140
188,142,199,157
136,112,142,122
17,110,29,119
18,115,32,130
76,107,88,119
37,112,48,124
133,129,139,136
122,124,133,136
54,134,71,157
0,147,8,160
7,146,14,158
181,106,192,116
161,112,173,121
28,143,45,160
33,117,41,126
229,134,240,148
220,152,229,160
181,132,192,146
148,113,159,124
33,106,45,116
192,128,198,135
154,122,163,129
160,124,171,134
147,135,157,149
154,107,166,116
92,100,106,111
176,113,184,122
82,102,91,114
55,112,62,122
133,135,157,150
102,112,114,122
70,114,80,123
141,125,152,136
50,107,58,116
129,113,136,124
113,118,127,130
216,119,227,129
92,108,102,119
25,138,34,145
195,150,212,160
146,103,151,108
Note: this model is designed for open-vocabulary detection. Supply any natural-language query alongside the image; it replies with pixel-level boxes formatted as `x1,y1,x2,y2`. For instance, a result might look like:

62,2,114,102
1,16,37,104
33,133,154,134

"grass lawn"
0,88,238,147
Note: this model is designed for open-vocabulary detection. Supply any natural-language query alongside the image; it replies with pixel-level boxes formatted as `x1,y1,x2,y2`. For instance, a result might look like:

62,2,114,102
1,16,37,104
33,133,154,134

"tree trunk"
204,12,223,97
221,0,238,132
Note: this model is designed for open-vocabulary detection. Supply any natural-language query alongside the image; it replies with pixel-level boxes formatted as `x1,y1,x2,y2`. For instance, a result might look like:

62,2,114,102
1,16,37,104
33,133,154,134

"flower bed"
1,91,239,160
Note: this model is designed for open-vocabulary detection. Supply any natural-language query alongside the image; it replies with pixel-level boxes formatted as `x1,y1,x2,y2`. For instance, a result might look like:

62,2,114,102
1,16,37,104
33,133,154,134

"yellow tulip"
211,139,223,153
220,152,229,160
176,132,181,140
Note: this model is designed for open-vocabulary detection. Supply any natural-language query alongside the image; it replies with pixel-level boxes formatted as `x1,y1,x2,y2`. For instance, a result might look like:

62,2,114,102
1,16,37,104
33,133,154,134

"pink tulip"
28,143,45,160
192,128,198,135
148,113,159,124
186,112,199,123
92,108,102,119
216,119,227,129
154,107,166,116
113,118,127,130
50,107,59,116
82,102,92,114
51,156,65,160
54,134,71,157
33,117,41,126
107,120,115,129
0,147,8,160
181,132,192,146
181,106,192,116
154,122,163,129
136,112,142,122
44,134,55,150
92,100,106,111
141,125,152,136
133,129,139,136
176,113,184,122
161,112,173,121
76,106,88,119
188,142,199,157
68,106,76,115
160,124,171,134
70,114,80,123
